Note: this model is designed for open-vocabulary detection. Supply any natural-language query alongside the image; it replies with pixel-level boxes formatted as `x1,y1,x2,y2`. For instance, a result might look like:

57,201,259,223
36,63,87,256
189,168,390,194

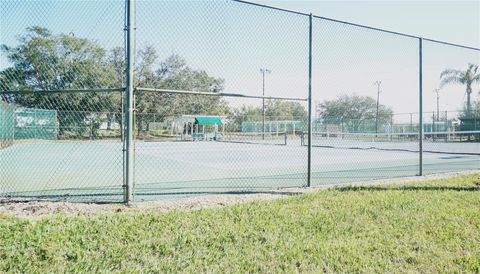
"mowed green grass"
1,174,479,273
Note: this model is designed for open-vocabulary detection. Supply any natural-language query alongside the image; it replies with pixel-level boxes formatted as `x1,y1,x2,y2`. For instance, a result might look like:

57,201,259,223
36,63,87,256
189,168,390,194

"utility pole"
433,88,440,121
373,81,382,136
260,68,271,139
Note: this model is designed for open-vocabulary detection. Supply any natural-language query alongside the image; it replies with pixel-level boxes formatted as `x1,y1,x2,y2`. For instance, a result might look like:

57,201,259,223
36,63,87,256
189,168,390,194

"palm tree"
440,63,480,115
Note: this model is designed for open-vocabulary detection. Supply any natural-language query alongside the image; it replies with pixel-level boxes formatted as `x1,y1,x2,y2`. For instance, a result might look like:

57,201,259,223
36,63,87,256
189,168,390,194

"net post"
124,0,136,204
418,37,423,176
307,13,313,187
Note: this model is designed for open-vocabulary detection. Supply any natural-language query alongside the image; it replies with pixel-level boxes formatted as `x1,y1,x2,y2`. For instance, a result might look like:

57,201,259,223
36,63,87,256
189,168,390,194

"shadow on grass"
335,185,480,192
1,189,306,204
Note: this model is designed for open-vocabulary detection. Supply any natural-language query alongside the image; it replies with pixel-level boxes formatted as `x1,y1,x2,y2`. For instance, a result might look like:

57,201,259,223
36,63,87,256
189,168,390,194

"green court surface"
0,139,478,202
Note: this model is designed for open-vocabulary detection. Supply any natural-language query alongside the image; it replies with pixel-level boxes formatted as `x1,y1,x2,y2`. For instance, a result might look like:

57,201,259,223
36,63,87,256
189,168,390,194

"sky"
1,0,479,119
254,0,480,47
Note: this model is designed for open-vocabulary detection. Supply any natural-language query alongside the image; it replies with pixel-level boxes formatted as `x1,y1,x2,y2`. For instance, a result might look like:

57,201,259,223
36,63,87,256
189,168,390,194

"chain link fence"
1,0,479,203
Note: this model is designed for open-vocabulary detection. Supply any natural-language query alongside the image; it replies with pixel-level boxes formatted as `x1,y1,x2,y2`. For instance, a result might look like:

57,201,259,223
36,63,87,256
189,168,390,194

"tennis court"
1,0,479,206
1,133,478,202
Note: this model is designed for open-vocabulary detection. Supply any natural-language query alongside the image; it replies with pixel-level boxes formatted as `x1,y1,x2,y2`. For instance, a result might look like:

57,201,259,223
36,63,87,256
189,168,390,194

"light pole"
260,68,271,139
433,88,440,121
374,81,382,136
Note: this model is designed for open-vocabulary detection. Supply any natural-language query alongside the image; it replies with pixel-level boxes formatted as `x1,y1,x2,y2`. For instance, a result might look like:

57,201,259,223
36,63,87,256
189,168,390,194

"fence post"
432,111,435,141
418,37,423,176
124,0,136,204
307,13,313,187
90,116,93,141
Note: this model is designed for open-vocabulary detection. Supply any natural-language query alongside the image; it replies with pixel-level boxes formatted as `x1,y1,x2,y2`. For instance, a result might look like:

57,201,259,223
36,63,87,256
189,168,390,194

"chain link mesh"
0,0,478,203
0,0,125,202
422,40,480,174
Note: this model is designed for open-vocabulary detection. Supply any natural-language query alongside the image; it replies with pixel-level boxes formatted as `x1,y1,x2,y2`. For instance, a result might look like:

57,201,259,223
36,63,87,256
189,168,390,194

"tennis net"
217,131,288,146
302,131,480,155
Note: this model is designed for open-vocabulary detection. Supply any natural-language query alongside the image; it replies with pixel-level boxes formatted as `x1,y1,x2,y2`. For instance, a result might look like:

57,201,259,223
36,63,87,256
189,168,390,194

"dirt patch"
1,170,478,219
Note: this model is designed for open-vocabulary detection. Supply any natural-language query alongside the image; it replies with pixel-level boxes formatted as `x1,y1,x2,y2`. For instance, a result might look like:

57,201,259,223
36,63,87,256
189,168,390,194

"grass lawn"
1,174,479,272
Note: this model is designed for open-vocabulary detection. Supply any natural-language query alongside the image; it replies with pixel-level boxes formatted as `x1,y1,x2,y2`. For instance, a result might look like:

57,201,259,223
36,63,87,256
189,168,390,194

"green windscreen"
14,108,58,140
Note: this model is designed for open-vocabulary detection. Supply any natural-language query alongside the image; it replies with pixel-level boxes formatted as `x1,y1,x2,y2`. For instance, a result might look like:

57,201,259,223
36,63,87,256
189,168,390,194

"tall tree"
109,47,125,87
1,26,116,91
228,101,307,132
226,105,262,132
133,48,229,134
440,63,480,115
265,100,307,121
107,47,126,132
0,27,120,137
316,94,393,133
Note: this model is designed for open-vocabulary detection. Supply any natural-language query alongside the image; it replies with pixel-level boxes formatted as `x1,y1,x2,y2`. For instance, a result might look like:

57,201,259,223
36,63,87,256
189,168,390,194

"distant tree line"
316,94,394,133
2,27,476,138
0,27,307,137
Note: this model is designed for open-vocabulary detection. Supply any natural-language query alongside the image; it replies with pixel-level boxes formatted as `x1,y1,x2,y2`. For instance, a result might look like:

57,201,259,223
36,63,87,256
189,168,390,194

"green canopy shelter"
195,117,223,126
191,116,224,141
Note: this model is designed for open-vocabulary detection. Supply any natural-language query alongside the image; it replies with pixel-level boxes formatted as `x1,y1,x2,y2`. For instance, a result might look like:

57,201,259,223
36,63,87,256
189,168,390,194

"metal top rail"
233,0,310,16
135,87,308,101
233,0,480,51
